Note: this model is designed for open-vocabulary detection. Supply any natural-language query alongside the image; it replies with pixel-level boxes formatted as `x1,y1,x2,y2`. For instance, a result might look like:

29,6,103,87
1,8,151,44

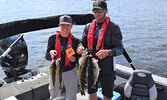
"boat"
0,14,167,100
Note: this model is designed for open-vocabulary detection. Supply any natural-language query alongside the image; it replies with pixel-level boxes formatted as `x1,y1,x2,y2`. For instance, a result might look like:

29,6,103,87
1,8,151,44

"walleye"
49,59,56,90
92,58,100,89
77,55,87,95
56,58,63,91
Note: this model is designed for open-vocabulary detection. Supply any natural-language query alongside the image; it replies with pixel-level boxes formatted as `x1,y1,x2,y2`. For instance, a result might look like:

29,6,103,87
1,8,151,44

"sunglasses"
92,9,104,13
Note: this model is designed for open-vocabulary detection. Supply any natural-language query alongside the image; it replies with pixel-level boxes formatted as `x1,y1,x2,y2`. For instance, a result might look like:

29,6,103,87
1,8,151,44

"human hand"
50,50,57,60
68,56,76,62
77,46,85,54
96,50,109,59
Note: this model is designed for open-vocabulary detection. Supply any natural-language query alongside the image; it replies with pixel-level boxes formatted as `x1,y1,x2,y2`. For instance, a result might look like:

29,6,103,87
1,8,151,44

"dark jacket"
45,34,80,72
80,20,123,74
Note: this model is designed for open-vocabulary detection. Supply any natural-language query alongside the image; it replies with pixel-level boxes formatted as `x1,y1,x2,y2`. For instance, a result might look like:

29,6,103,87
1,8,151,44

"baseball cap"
59,15,72,25
93,0,107,10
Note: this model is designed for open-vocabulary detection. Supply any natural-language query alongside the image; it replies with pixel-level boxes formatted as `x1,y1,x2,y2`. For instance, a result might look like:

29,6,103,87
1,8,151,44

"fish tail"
80,87,85,96
81,91,85,96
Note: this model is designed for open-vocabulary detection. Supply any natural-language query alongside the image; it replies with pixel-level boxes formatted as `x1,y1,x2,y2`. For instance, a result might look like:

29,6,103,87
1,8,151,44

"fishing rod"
0,34,24,61
123,48,136,70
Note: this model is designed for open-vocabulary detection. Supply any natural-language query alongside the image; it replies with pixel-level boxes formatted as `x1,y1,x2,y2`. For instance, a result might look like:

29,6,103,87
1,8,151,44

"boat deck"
1,64,167,100
77,93,89,100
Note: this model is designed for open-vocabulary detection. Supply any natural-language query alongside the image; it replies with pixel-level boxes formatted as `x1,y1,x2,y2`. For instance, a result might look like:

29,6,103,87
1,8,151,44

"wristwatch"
108,49,112,56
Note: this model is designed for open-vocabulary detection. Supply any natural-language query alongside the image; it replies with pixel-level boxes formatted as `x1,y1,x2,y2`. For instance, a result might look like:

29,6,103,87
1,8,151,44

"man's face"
59,24,72,34
92,8,108,23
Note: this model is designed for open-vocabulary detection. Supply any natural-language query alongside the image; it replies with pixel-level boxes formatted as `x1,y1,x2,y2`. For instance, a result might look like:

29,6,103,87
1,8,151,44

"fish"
92,58,100,89
49,59,56,90
77,55,87,96
55,58,63,91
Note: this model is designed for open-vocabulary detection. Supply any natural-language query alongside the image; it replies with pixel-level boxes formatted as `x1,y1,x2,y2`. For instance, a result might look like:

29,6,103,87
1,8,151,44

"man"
45,15,80,100
77,0,123,100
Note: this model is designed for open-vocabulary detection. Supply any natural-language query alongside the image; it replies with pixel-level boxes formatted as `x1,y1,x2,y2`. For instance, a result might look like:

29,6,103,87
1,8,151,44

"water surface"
0,0,167,78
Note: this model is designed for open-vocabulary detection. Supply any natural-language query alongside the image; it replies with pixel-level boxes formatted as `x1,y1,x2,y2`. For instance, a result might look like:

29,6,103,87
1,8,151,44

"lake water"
0,0,167,78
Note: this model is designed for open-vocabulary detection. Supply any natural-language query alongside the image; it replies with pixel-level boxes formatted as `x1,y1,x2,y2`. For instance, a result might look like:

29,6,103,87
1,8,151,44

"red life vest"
55,31,73,67
87,17,110,53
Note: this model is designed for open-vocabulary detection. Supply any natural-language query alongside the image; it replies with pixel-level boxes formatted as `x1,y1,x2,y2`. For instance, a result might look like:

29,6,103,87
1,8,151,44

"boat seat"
124,70,157,100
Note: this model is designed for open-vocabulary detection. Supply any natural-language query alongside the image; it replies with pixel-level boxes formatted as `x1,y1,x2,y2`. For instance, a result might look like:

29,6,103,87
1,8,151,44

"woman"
45,15,80,100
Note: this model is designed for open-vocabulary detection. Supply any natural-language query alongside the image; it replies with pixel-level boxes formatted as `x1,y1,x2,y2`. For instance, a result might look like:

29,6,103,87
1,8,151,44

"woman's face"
59,24,72,37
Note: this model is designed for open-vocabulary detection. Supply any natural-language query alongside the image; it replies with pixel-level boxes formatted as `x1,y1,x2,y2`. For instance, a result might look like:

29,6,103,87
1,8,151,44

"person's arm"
72,37,81,63
80,23,90,48
77,23,90,54
111,24,124,57
45,35,56,60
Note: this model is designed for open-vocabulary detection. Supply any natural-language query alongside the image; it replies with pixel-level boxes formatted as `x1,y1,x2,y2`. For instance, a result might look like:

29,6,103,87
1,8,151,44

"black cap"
59,15,72,25
93,0,107,10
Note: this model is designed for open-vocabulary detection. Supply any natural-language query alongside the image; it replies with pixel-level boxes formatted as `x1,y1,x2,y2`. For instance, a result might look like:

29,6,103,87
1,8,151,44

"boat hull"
0,64,167,100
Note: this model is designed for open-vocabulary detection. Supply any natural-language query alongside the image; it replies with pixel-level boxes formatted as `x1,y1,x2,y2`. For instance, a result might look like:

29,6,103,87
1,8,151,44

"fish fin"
59,85,62,91
53,86,55,90
92,85,96,89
